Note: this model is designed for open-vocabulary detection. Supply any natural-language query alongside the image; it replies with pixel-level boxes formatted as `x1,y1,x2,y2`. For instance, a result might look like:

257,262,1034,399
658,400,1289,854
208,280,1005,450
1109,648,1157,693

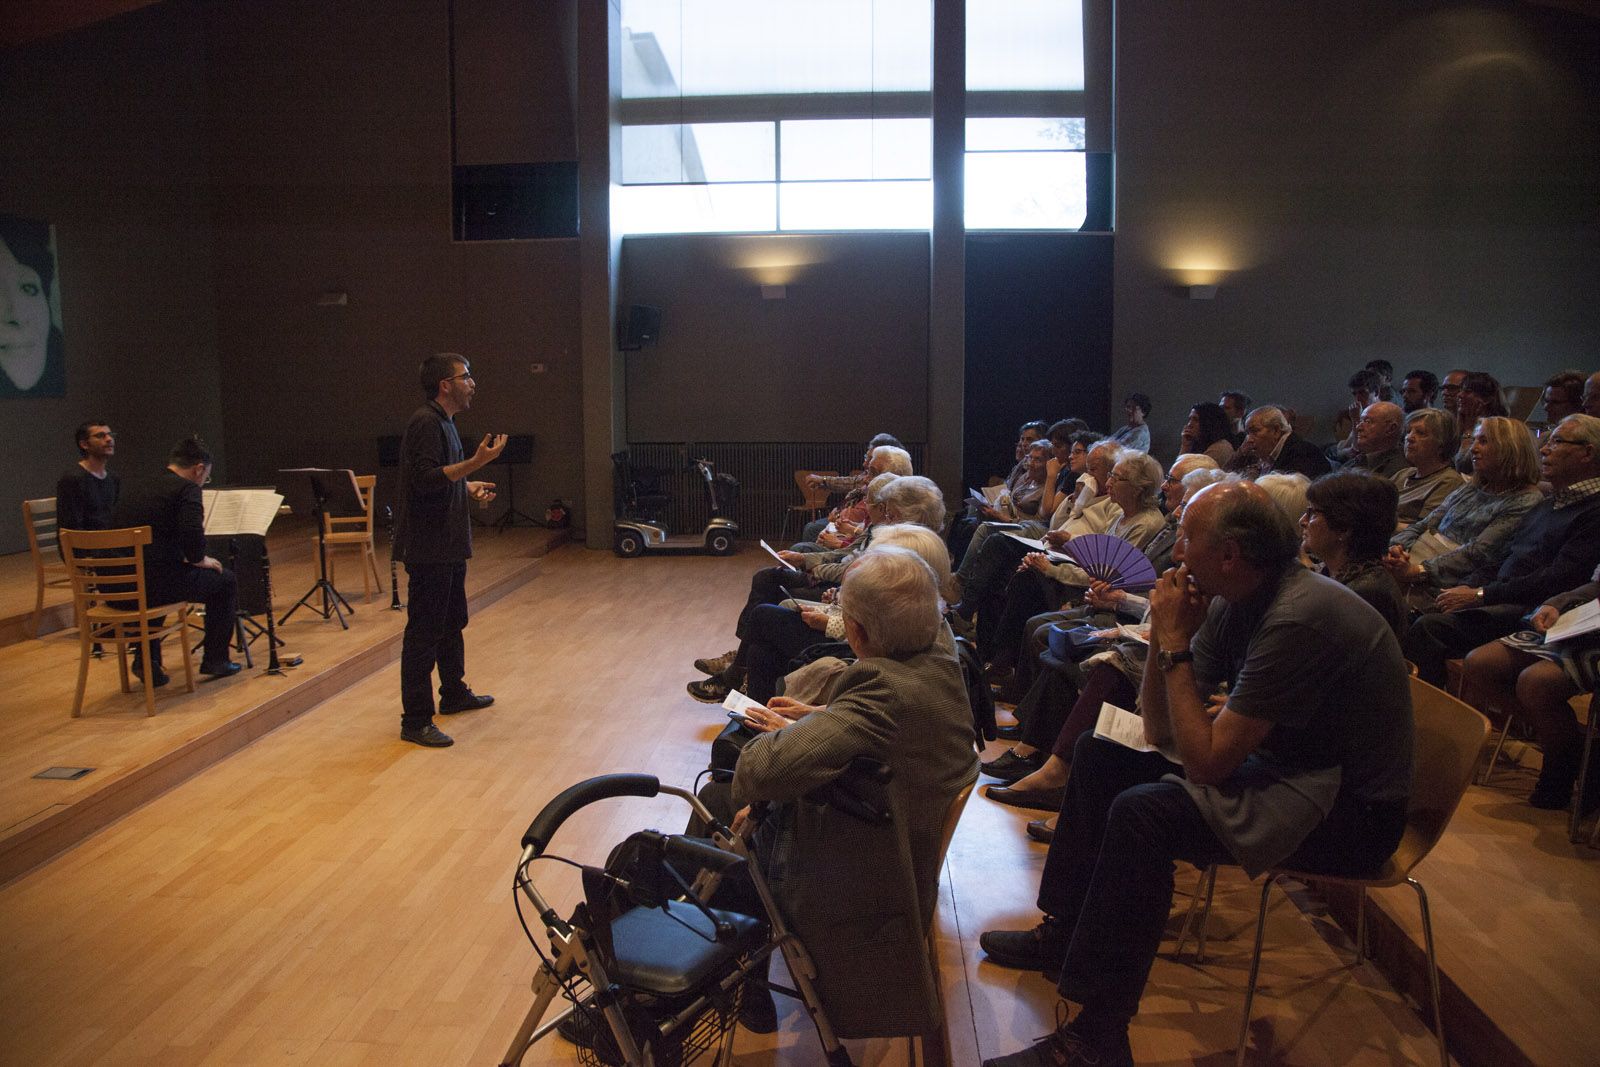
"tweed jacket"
732,639,978,1038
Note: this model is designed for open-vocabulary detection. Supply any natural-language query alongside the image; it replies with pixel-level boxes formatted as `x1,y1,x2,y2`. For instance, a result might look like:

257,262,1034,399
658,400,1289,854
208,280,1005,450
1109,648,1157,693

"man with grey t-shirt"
977,481,1412,1067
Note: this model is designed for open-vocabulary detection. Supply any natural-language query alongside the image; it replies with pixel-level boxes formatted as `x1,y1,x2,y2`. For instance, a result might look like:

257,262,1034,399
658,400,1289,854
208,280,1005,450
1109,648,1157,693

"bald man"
1343,401,1407,477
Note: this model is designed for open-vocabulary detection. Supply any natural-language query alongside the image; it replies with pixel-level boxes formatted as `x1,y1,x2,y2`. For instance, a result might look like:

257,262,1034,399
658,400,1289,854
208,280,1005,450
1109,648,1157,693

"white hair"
1180,467,1227,500
1558,413,1600,454
1171,453,1220,480
839,546,943,656
877,474,946,531
1245,406,1292,435
871,445,914,477
1255,471,1311,526
865,472,900,502
868,523,955,603
1114,452,1165,511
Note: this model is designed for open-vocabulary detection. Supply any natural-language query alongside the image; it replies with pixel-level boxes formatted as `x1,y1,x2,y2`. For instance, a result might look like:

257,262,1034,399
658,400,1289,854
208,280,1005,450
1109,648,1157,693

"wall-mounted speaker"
618,304,663,351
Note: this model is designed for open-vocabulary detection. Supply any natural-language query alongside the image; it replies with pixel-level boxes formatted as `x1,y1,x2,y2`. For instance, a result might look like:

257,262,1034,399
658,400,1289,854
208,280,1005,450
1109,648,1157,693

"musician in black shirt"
394,353,506,747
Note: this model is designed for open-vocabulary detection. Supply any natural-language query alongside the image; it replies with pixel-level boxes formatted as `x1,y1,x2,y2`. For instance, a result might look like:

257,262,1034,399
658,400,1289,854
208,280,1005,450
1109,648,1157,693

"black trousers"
1041,733,1405,1020
1402,604,1525,687
741,604,830,703
401,560,469,728
140,565,239,669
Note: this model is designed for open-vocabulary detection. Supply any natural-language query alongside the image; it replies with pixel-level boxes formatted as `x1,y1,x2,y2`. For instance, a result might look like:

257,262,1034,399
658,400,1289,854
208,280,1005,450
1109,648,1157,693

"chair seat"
321,532,374,544
1272,857,1403,891
607,900,767,996
85,601,190,622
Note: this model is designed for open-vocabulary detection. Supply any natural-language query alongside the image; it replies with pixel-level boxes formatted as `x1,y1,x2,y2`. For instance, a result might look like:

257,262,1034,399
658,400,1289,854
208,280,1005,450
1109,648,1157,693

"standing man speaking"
395,353,506,747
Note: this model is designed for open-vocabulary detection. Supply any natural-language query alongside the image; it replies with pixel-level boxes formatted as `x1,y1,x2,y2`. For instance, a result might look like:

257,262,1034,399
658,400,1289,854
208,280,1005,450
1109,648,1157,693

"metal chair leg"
1571,694,1598,842
1234,875,1277,1067
1477,714,1511,785
1407,878,1448,1067
1174,864,1218,962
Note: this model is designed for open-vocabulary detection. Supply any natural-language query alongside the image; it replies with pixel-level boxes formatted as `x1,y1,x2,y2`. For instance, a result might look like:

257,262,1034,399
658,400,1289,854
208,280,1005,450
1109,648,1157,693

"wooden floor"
0,545,1593,1066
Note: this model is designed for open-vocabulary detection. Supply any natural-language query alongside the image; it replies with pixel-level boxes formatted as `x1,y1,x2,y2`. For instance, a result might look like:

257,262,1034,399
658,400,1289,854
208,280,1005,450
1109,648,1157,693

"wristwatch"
1157,648,1195,672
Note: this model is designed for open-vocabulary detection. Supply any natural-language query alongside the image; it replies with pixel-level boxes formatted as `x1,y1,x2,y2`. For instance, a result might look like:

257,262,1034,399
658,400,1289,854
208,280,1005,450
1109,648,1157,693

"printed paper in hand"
722,689,764,718
1093,702,1160,753
1408,530,1460,565
1001,530,1071,562
1544,599,1600,645
760,539,798,570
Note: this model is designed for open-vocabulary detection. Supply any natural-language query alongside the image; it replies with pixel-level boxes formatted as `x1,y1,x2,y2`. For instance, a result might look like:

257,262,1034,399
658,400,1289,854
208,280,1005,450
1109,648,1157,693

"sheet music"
1544,599,1600,644
203,489,285,537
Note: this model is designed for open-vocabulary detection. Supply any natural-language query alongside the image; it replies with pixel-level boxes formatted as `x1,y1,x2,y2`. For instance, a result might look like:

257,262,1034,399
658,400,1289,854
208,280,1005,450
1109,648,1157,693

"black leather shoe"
400,724,454,747
199,660,242,678
737,985,779,1034
979,918,1068,971
986,784,1065,812
1026,818,1056,844
130,662,171,688
996,723,1022,741
439,691,494,715
980,749,1045,782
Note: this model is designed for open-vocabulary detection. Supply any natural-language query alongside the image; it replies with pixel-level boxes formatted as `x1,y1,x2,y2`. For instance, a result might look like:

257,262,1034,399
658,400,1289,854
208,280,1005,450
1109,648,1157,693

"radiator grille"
625,441,926,544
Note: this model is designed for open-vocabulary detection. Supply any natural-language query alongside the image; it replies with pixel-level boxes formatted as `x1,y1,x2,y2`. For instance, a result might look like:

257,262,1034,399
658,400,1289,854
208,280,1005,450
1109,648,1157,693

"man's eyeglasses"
445,372,474,382
1546,436,1586,448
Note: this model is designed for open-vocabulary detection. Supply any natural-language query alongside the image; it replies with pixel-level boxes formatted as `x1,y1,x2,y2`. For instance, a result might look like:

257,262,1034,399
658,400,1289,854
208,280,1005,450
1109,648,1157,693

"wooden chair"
1234,675,1489,1067
320,473,383,601
61,527,196,717
913,777,978,1067
779,470,837,544
22,497,71,637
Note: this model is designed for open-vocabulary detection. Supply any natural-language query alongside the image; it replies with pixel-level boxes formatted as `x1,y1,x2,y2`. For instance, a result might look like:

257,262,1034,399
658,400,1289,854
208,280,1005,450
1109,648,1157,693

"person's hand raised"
474,433,508,464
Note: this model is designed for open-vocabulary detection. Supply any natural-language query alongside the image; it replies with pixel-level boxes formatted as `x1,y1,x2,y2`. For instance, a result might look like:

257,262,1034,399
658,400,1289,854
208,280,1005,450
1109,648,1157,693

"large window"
616,1,1095,235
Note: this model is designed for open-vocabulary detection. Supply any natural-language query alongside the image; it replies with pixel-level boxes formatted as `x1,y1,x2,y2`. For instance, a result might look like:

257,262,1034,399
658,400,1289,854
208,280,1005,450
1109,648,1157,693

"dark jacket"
111,470,206,582
1270,434,1332,479
1479,494,1600,608
394,400,472,565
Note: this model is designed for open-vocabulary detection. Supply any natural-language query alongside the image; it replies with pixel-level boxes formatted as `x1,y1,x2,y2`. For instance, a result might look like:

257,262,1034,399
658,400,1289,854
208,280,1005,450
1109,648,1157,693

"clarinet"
387,505,402,610
262,541,285,674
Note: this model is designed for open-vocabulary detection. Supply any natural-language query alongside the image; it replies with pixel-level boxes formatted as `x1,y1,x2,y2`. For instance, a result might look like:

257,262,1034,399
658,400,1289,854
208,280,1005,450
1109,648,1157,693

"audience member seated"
1399,369,1438,414
1584,371,1600,418
953,441,1123,628
1301,472,1407,636
1460,569,1600,815
960,425,1092,574
1405,414,1600,687
1391,407,1463,527
691,475,945,701
1439,368,1469,420
55,420,120,554
1179,402,1234,466
1386,415,1543,601
109,436,241,684
1451,371,1510,473
1539,371,1584,431
951,437,1050,564
712,547,979,1039
1329,367,1388,462
1232,405,1331,479
984,452,1167,670
977,480,1412,1067
1255,471,1311,532
1219,390,1251,444
794,441,911,551
1342,400,1408,477
1109,393,1152,453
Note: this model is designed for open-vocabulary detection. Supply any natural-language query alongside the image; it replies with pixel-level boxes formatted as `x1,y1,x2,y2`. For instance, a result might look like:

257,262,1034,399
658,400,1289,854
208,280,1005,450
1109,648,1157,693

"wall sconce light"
760,284,787,300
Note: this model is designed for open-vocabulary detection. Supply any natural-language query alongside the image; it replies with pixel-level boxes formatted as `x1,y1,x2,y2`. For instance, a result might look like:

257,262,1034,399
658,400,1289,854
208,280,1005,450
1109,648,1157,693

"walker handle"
522,774,661,855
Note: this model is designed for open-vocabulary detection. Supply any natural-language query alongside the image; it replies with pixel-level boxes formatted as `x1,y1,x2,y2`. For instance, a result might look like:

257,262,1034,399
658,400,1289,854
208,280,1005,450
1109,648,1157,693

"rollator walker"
498,772,856,1067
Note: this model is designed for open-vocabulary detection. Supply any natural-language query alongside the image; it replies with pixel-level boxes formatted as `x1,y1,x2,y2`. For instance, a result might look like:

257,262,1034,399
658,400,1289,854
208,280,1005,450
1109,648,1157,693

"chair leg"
366,543,384,594
139,637,157,716
116,640,131,692
1406,878,1448,1067
33,577,46,638
1477,714,1512,786
177,612,196,693
1234,875,1278,1067
72,630,93,717
1571,695,1599,842
1174,863,1217,961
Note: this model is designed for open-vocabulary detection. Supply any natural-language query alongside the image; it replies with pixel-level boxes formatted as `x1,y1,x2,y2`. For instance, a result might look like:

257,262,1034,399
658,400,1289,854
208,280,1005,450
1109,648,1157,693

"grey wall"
620,233,931,445
1111,0,1600,458
0,2,224,554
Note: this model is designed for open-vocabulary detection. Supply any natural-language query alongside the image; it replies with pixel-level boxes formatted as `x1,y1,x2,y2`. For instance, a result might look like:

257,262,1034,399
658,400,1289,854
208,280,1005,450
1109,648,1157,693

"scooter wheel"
614,531,646,558
706,531,736,556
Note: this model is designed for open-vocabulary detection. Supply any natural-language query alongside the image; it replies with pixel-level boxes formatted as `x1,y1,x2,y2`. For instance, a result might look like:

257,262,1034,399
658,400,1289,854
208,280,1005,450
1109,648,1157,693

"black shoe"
983,1021,1132,1067
981,749,1046,782
738,985,779,1034
199,660,242,678
130,662,171,688
987,784,1066,812
996,723,1022,741
979,918,1069,971
400,724,454,747
1026,818,1056,844
439,690,494,715
687,676,731,703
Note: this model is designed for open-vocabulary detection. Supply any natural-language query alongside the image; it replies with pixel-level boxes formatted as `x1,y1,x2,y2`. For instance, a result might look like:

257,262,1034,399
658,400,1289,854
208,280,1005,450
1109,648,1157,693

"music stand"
277,468,363,630
489,433,538,531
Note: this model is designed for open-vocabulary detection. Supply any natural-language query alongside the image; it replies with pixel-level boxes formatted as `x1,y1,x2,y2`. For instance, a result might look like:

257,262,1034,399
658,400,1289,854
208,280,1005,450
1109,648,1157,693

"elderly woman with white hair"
690,477,947,701
795,442,914,551
693,525,956,706
713,545,978,1038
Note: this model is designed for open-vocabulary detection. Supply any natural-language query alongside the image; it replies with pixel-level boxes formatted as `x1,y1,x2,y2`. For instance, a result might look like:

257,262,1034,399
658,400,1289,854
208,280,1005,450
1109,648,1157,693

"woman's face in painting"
0,236,50,390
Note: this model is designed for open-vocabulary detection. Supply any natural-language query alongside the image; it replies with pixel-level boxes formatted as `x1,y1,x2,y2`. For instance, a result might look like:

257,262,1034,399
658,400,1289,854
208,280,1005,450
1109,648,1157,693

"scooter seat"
608,900,768,996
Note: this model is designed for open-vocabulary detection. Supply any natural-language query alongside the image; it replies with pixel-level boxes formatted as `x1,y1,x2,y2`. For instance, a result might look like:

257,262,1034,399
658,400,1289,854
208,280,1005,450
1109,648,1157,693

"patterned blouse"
1391,480,1544,588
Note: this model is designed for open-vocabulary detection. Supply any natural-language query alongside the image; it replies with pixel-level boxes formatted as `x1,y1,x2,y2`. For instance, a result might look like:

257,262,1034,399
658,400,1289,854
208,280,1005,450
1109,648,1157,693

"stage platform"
0,524,565,887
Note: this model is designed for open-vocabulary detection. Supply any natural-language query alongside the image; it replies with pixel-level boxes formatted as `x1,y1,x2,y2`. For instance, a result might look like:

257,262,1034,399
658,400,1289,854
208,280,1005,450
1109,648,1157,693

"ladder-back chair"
321,474,383,601
23,497,71,637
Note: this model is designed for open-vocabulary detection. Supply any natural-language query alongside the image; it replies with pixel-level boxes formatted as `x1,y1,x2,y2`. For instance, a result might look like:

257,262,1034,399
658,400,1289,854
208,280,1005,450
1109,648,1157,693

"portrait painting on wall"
0,213,66,398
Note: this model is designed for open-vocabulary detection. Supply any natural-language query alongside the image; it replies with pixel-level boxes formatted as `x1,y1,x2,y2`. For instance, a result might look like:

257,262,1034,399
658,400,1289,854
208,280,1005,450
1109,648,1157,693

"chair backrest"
23,497,60,573
793,470,836,510
935,779,977,874
1392,675,1492,874
326,474,377,535
60,526,154,614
